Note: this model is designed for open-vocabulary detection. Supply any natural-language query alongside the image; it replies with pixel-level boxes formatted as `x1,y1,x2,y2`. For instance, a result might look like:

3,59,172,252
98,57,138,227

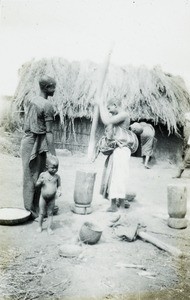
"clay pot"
74,171,96,206
79,222,103,245
167,184,187,218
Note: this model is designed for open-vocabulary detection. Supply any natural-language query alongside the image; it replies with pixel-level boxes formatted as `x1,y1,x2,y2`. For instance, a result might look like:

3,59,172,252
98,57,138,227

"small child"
36,155,61,234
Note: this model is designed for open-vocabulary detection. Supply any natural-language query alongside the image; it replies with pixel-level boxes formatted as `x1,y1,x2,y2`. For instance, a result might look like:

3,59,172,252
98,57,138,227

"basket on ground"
59,244,82,257
79,222,103,245
0,207,31,225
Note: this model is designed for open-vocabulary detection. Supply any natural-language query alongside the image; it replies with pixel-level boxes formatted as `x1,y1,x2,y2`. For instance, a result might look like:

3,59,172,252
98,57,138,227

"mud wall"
53,117,183,163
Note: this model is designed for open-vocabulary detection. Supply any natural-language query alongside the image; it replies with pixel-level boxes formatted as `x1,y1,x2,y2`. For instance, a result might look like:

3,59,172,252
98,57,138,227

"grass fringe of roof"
13,57,190,134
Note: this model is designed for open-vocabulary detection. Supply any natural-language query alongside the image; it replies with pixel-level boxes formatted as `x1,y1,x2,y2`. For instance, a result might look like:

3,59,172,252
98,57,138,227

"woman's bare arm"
56,175,62,196
46,120,56,155
57,175,61,188
99,101,129,125
36,173,44,187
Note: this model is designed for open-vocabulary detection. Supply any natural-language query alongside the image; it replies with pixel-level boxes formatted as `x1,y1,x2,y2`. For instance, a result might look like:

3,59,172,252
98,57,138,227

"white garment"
109,147,131,200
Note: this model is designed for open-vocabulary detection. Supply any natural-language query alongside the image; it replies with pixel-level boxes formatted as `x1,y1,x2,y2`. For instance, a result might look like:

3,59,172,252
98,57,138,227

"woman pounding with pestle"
21,75,57,219
98,97,138,212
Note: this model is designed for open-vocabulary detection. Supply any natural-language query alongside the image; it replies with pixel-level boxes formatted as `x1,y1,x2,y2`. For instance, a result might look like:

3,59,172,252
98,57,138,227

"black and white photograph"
0,0,190,299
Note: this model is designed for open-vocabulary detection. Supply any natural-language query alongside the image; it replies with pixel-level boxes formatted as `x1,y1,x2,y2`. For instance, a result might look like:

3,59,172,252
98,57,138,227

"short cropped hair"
47,154,59,167
39,75,56,92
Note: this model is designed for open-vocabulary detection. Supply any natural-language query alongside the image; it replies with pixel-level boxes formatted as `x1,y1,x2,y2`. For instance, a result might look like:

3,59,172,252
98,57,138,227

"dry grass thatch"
13,57,190,134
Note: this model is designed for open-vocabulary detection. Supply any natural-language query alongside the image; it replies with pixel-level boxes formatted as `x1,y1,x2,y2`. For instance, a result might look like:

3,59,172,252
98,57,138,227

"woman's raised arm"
99,100,128,126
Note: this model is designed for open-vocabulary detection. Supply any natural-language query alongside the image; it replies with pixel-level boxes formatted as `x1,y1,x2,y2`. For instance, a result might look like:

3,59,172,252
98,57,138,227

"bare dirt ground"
1,145,190,300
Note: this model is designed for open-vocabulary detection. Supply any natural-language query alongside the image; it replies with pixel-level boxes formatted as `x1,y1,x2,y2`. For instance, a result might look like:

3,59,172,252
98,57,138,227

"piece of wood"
137,230,184,258
87,47,113,161
87,104,100,161
115,263,146,270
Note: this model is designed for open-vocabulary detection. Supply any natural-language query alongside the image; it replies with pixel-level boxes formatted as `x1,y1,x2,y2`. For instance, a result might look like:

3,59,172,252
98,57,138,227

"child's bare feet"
37,227,42,233
47,228,54,235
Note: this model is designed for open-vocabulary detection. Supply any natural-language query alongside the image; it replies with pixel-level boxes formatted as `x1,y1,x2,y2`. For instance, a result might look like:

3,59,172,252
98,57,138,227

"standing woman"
21,75,56,219
99,97,135,212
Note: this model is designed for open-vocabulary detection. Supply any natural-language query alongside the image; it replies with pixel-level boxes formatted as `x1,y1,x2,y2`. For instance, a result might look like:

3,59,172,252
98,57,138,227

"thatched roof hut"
13,57,190,135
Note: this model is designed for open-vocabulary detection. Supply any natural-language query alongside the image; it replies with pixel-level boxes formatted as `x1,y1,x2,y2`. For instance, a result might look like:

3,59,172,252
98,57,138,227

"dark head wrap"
39,75,56,93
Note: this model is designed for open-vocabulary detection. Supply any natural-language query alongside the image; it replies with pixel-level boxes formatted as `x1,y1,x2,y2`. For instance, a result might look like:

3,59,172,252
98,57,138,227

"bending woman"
99,97,132,212
21,75,56,219
130,122,156,169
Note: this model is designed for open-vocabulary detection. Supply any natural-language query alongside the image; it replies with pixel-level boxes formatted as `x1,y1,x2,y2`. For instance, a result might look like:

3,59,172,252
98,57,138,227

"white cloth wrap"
109,147,131,200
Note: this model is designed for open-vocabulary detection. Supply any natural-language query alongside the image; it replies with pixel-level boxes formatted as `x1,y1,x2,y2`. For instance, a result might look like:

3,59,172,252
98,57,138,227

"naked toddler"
36,155,61,234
